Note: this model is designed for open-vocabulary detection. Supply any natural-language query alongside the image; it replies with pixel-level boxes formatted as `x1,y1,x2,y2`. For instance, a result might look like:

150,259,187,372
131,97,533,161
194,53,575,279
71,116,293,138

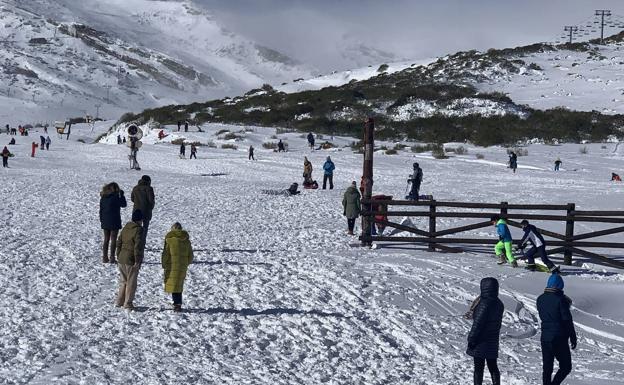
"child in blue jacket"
490,215,517,267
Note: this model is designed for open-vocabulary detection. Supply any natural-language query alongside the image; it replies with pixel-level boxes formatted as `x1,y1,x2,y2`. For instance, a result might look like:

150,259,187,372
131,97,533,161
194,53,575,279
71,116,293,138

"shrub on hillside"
507,147,528,156
385,148,398,155
221,143,238,150
171,138,185,145
475,153,485,159
206,141,216,148
411,144,437,153
377,64,389,73
446,145,468,155
215,129,230,136
431,144,447,159
263,142,277,149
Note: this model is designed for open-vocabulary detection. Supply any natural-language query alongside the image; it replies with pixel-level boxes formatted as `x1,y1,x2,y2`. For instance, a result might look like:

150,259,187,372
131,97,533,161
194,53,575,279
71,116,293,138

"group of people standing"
466,274,576,385
99,175,193,311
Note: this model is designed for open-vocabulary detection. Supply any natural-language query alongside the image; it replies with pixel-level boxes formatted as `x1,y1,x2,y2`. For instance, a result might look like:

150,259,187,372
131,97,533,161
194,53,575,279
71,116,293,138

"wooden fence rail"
360,199,624,269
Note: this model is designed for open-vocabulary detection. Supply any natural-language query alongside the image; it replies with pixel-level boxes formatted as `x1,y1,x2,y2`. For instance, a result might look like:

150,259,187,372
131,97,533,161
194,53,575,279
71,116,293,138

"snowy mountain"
0,0,312,123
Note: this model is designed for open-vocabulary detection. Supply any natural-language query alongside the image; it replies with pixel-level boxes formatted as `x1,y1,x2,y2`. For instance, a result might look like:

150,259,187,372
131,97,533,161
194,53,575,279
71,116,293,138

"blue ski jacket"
496,219,512,242
323,160,335,176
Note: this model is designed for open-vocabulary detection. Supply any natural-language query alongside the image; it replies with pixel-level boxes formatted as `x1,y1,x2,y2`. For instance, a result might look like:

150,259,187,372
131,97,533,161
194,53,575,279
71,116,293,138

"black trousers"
542,338,572,385
323,174,333,189
525,245,555,269
190,152,196,159
347,218,356,232
474,357,500,385
172,293,182,305
2,157,7,167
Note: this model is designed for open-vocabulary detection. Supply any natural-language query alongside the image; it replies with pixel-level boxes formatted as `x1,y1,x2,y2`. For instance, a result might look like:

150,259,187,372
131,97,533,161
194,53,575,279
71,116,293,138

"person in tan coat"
303,157,313,185
162,222,194,312
115,210,144,310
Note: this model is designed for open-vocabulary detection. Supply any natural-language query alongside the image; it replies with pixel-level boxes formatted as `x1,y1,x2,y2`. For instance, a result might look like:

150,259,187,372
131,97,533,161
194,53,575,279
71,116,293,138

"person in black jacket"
99,182,127,263
537,274,577,385
466,277,504,385
518,220,558,272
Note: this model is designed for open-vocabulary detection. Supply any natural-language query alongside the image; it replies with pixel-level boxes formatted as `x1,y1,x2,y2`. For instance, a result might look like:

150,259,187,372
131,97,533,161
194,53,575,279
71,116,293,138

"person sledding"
490,215,517,267
517,220,559,273
612,173,622,182
302,156,318,189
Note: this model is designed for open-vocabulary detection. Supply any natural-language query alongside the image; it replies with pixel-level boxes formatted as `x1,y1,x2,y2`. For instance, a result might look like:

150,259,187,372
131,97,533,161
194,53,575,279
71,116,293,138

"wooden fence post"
564,203,575,265
428,200,436,251
500,201,508,218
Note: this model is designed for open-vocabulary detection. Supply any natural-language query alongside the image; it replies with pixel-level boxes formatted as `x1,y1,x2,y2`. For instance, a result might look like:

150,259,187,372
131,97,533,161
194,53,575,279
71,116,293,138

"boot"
496,255,506,265
109,257,117,264
347,230,354,235
524,264,536,271
173,304,182,313
102,255,109,263
511,260,518,268
491,371,500,385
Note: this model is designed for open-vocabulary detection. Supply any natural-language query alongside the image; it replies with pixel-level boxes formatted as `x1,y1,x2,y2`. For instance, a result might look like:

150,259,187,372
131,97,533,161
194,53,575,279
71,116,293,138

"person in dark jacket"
407,162,423,200
537,274,577,385
307,132,315,149
554,158,562,171
40,135,46,150
278,139,285,152
190,144,197,159
45,136,51,150
99,182,127,263
131,175,155,247
177,121,181,132
466,277,504,385
184,121,189,132
249,145,255,160
2,146,11,167
322,156,335,189
179,143,186,158
509,152,518,173
287,183,300,195
518,220,558,272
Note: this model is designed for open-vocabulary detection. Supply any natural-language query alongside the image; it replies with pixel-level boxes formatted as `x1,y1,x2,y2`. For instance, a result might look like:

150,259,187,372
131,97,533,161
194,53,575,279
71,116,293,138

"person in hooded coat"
537,274,577,385
99,182,127,263
466,277,504,385
303,157,313,185
2,146,10,168
322,156,335,190
161,222,194,312
131,175,155,246
115,210,144,310
342,181,361,235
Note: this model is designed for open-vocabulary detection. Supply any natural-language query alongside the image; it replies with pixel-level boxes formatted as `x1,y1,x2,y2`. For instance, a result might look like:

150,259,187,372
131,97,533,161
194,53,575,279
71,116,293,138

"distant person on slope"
39,135,46,150
249,145,255,160
554,158,562,171
322,156,335,190
115,209,144,310
518,220,558,273
131,175,155,247
491,215,517,267
612,173,621,182
537,274,577,385
307,132,315,149
99,182,127,263
342,181,361,235
184,121,189,132
406,162,423,200
31,142,38,157
161,222,194,312
190,144,197,159
2,146,10,168
466,277,503,385
277,139,285,152
45,136,51,150
509,152,518,173
117,134,122,145
179,142,186,158
177,121,181,132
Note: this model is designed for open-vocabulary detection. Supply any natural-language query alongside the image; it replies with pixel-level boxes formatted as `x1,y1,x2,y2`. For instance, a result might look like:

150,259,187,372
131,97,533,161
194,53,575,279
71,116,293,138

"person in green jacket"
162,222,194,312
342,181,361,235
115,210,144,310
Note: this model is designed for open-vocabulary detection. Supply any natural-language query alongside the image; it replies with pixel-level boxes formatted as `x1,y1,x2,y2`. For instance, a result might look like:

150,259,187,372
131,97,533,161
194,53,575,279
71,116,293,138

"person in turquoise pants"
490,215,518,267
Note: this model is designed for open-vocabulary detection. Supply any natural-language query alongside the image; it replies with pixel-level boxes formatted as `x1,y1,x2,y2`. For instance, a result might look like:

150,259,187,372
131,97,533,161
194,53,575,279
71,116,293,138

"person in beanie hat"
342,181,361,235
131,175,155,247
518,219,558,272
162,222,194,312
466,277,503,385
115,209,144,310
537,274,577,385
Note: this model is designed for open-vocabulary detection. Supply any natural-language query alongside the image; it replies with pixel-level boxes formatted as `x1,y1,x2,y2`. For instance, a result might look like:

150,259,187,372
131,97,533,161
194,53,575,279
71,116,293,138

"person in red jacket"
2,146,10,167
31,142,38,157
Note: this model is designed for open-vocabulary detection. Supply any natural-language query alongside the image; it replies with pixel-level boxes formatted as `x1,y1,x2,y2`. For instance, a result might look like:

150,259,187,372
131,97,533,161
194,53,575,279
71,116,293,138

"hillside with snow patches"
0,0,312,123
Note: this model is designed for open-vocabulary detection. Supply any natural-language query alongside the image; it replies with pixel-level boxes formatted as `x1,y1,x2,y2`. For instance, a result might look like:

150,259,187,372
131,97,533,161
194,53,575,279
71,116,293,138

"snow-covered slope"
0,0,312,122
1,124,623,384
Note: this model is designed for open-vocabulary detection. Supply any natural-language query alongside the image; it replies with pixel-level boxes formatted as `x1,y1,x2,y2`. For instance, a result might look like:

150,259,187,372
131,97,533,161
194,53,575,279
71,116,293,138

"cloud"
194,0,624,71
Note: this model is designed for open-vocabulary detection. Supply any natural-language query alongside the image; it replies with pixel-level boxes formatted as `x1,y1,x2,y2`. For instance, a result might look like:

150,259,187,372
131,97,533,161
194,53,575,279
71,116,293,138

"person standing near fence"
537,274,577,385
466,277,503,385
99,182,127,263
518,220,558,272
407,163,423,200
161,222,194,312
342,181,361,235
490,215,517,267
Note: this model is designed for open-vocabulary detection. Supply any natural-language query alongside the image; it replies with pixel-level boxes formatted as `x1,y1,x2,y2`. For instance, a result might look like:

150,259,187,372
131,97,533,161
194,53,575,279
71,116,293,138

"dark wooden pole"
564,203,575,265
361,117,374,246
428,200,437,251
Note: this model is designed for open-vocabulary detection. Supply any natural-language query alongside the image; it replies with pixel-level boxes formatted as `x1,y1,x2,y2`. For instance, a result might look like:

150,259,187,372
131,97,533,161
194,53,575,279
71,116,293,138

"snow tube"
303,181,319,189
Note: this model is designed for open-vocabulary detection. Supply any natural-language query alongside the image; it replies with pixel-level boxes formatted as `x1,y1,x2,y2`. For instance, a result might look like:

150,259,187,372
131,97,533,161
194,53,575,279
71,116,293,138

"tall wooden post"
361,118,374,246
428,201,437,251
564,203,575,265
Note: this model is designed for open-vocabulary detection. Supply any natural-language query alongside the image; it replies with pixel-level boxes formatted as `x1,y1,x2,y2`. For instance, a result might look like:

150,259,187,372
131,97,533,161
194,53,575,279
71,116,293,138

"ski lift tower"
595,9,612,44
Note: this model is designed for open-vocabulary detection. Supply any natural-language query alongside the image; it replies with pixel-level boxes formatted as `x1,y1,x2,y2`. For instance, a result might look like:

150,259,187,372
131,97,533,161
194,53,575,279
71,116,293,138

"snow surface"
1,124,623,384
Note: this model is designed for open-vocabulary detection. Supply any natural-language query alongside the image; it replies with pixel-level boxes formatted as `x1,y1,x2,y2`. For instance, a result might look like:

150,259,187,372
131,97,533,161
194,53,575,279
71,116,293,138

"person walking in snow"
190,144,197,159
322,156,335,190
131,175,155,247
115,209,144,310
490,215,517,267
537,274,577,385
45,136,51,150
249,145,255,160
518,220,558,272
99,182,127,263
4,124,8,135
39,135,46,150
342,181,361,235
466,277,503,385
184,121,189,132
554,158,562,171
161,222,194,312
2,146,10,168
31,142,38,157
117,134,122,145
179,142,186,158
307,132,315,149
407,162,423,200
509,152,518,173
303,156,313,185
278,139,285,152
177,121,181,132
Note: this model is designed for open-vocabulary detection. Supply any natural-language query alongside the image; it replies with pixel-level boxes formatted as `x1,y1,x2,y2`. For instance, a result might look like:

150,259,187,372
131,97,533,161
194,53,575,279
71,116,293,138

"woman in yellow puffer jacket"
161,222,194,312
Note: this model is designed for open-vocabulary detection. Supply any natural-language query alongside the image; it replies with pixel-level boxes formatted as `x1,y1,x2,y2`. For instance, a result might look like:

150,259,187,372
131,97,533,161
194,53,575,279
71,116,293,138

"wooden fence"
360,200,624,269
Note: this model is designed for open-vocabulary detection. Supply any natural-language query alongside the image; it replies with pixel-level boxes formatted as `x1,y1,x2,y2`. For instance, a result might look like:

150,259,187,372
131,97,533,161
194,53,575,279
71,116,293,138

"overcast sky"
195,0,624,72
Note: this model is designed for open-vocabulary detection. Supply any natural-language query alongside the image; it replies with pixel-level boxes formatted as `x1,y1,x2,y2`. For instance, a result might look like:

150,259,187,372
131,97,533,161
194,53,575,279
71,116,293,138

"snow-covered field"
1,123,623,384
